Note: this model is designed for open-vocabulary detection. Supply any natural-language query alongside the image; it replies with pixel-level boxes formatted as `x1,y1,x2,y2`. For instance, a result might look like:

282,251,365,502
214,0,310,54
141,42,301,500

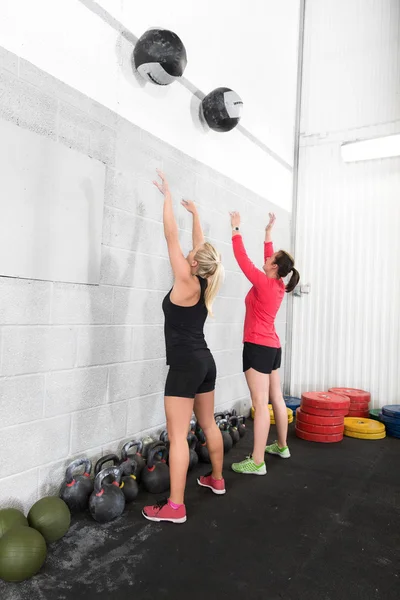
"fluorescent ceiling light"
341,134,400,163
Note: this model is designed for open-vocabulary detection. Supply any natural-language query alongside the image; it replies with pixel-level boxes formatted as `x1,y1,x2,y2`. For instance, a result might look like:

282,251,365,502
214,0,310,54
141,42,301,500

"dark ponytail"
274,250,300,293
285,267,300,293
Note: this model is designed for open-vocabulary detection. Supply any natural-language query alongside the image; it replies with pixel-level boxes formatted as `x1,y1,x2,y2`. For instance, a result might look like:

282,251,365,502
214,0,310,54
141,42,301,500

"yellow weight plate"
252,406,293,421
344,417,385,434
344,429,386,440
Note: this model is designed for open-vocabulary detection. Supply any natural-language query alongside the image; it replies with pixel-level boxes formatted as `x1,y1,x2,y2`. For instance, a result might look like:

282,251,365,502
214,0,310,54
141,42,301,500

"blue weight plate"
379,412,400,426
385,428,400,439
286,401,301,412
381,405,400,419
285,395,301,402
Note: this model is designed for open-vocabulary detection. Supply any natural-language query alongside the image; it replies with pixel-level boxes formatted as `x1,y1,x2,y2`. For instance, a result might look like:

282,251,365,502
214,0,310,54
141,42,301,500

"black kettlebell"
195,427,211,463
141,436,155,459
121,441,145,482
60,458,94,514
89,467,125,524
159,430,169,443
214,412,224,423
189,419,197,435
141,443,170,494
120,459,139,504
187,433,199,471
238,415,246,438
218,419,233,454
228,416,241,445
94,454,121,484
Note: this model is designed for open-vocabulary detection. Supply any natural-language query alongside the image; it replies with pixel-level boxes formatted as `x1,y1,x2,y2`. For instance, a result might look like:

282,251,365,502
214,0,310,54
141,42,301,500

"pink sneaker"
197,472,226,495
142,499,187,523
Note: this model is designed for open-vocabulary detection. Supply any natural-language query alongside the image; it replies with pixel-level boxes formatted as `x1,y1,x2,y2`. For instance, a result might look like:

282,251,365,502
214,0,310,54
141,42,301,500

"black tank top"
162,276,209,365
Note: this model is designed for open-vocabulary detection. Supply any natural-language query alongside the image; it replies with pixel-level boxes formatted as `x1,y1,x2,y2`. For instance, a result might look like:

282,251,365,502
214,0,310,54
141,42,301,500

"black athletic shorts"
165,352,217,399
243,342,281,374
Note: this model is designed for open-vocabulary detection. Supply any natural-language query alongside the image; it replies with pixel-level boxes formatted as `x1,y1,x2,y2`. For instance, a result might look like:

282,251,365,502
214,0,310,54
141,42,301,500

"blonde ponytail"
194,242,224,316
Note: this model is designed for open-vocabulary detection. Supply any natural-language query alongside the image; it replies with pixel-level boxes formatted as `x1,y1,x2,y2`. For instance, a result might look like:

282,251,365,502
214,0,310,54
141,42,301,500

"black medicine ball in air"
133,28,187,85
201,87,243,132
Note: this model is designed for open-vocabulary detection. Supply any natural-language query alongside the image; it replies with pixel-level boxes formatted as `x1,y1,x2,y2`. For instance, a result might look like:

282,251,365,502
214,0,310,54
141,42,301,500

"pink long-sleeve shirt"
232,235,285,348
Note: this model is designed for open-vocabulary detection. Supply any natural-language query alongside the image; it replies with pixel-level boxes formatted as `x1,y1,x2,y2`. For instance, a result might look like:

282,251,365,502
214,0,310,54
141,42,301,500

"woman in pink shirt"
229,211,300,475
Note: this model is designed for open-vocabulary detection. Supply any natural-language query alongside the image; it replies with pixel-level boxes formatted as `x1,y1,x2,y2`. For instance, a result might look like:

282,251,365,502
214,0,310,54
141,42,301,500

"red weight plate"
301,391,350,411
295,421,344,435
329,388,371,403
300,404,349,417
347,410,370,418
296,408,344,426
295,427,343,443
347,401,370,410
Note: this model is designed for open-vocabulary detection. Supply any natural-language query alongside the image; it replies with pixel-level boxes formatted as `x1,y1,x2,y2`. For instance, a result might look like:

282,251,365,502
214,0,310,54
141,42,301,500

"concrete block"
102,207,167,256
57,102,95,155
276,295,288,323
90,123,116,166
51,283,113,324
100,245,172,290
0,69,57,139
0,277,51,324
162,157,196,200
0,46,18,75
0,416,71,478
131,326,165,361
1,326,76,376
213,296,245,323
209,239,241,273
105,168,163,222
88,98,119,129
18,58,91,114
126,393,165,435
108,359,167,403
70,403,127,453
115,131,163,178
215,373,248,405
275,321,287,348
214,349,242,379
205,323,243,352
113,287,165,325
76,325,132,367
219,270,250,298
38,444,104,497
45,366,108,417
0,374,44,429
0,470,39,512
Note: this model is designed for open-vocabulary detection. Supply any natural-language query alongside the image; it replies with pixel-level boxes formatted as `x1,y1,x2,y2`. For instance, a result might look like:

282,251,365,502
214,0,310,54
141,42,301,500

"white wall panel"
292,143,400,407
301,0,400,135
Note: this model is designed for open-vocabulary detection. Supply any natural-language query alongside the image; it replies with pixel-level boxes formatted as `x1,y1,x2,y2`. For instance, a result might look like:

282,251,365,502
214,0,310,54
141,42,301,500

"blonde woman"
143,171,225,524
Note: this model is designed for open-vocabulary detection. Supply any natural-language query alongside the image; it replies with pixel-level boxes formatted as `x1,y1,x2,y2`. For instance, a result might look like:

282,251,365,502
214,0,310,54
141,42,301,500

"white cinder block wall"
0,44,293,511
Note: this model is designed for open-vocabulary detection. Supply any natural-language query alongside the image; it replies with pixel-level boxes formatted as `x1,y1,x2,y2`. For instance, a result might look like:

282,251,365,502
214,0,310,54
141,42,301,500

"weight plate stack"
369,408,381,421
380,405,400,438
344,417,386,440
329,387,371,417
296,392,347,442
284,396,301,416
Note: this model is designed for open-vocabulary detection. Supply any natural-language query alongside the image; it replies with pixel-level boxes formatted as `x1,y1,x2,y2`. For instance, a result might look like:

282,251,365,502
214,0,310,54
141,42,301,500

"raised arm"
181,199,204,248
264,212,276,261
153,170,191,281
230,212,265,286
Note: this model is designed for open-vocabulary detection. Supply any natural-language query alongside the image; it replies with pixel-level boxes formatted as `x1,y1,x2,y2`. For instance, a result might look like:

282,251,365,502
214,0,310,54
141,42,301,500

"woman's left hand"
230,211,241,228
153,169,170,196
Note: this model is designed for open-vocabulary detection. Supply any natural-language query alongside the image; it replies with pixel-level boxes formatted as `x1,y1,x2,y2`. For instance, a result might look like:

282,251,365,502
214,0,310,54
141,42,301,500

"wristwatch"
232,226,240,232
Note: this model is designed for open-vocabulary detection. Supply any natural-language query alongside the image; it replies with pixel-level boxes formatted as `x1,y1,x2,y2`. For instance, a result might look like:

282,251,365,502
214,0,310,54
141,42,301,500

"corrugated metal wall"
290,0,400,408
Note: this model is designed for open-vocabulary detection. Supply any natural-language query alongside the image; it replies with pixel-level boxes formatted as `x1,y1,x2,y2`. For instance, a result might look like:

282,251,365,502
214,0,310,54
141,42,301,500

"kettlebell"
159,430,169,443
89,467,125,523
218,419,233,454
60,458,94,514
189,419,197,435
228,416,241,445
141,443,170,494
195,427,211,463
121,441,145,482
94,454,120,484
214,412,224,423
237,415,246,438
120,459,139,504
187,433,199,471
141,436,155,459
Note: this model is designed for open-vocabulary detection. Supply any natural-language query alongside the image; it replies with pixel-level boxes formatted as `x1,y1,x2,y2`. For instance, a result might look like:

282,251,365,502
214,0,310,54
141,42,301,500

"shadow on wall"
77,0,292,170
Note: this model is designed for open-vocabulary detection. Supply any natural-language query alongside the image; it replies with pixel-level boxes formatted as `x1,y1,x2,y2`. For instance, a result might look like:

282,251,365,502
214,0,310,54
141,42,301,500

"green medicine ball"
28,497,71,543
0,526,47,582
0,508,29,539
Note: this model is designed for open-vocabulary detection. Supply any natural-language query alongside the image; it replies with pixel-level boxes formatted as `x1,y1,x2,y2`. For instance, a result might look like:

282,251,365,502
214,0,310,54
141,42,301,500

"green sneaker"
231,456,267,475
265,441,291,459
